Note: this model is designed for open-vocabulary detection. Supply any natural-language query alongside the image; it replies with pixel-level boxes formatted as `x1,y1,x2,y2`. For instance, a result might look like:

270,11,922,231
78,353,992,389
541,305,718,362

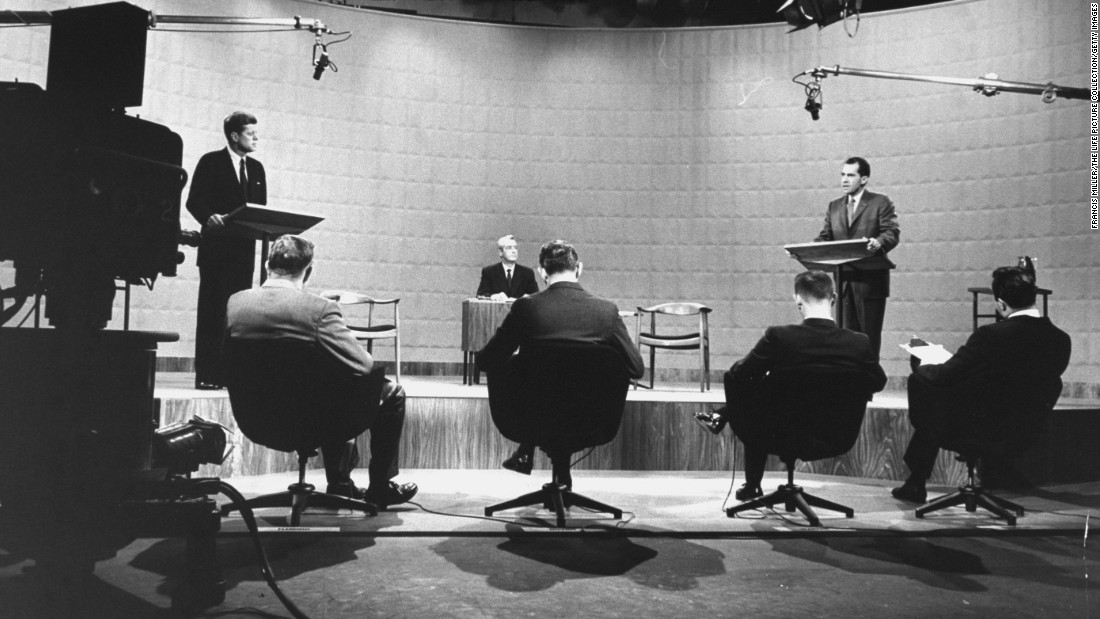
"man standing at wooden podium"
814,156,900,356
187,111,268,389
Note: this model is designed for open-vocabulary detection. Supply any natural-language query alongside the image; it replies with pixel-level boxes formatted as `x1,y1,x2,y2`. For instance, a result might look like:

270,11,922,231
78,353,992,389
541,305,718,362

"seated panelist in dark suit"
695,270,887,500
226,235,417,508
476,234,540,301
187,111,268,390
891,266,1072,503
813,156,900,357
477,239,645,476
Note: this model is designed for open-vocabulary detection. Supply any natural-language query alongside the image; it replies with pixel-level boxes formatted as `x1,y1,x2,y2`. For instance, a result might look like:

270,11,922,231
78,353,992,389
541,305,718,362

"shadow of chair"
635,302,711,391
334,292,401,383
724,365,876,526
220,337,385,525
483,341,631,527
914,375,1063,526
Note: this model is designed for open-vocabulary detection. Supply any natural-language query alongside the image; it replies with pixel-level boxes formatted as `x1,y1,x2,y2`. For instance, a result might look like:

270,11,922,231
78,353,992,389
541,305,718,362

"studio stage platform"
156,373,1100,489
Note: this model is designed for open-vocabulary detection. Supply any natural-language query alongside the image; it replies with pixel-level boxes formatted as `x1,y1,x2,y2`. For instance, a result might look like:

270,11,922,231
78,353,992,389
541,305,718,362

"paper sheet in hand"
899,342,954,365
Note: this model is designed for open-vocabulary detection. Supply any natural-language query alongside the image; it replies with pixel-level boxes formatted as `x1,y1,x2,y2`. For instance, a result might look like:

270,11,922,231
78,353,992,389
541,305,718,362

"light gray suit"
227,279,406,486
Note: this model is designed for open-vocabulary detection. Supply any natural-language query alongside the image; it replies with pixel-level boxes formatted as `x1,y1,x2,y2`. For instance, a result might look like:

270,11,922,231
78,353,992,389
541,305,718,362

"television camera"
0,3,229,613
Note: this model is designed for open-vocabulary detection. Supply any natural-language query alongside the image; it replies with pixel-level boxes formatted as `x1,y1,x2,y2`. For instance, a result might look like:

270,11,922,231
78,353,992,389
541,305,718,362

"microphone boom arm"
804,65,1089,102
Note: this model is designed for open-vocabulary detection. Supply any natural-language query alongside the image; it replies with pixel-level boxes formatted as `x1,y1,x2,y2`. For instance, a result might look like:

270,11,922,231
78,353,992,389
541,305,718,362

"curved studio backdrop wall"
0,0,1094,386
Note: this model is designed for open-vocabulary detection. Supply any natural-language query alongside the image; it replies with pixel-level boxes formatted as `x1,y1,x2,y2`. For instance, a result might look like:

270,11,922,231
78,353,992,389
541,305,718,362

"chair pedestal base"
915,484,1024,526
221,481,378,526
726,483,854,527
485,482,623,528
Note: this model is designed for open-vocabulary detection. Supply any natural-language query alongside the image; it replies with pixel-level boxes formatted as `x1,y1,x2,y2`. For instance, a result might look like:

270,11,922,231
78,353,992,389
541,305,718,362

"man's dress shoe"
195,381,224,391
891,482,927,504
734,484,763,501
693,410,727,435
363,481,418,508
502,449,534,475
327,482,371,500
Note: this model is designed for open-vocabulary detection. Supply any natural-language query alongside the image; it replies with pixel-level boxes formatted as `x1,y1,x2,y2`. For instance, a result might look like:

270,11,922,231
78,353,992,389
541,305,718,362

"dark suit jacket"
477,281,644,380
814,190,900,298
187,147,267,267
726,318,886,452
477,263,539,298
908,314,1070,440
913,315,1070,390
226,279,373,377
729,317,887,391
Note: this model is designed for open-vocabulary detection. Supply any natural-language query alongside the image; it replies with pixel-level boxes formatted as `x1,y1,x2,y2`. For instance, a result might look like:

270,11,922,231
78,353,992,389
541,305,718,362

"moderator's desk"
968,286,1051,331
461,298,514,384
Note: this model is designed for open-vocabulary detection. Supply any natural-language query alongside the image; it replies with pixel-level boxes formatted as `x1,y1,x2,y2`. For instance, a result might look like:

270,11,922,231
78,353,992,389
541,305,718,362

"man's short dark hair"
991,266,1037,309
223,111,257,140
539,239,579,275
794,270,834,301
268,235,313,276
845,156,870,178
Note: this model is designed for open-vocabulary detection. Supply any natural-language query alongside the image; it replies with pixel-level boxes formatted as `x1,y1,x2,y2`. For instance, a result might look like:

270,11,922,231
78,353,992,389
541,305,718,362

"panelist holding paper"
814,156,900,357
476,234,540,301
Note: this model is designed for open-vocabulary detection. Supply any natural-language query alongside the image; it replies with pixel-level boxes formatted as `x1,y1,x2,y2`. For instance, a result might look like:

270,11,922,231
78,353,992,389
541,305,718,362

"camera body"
0,81,186,328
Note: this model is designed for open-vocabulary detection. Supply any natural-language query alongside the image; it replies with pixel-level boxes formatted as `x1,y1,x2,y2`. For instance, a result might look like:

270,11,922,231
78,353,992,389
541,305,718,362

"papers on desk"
899,336,953,365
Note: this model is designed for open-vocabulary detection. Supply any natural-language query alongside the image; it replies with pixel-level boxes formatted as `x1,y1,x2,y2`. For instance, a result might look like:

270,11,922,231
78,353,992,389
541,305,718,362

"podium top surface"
223,204,324,240
784,239,895,270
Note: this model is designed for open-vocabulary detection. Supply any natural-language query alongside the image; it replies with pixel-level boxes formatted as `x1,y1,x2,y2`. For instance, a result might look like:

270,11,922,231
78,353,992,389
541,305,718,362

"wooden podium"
784,239,895,325
223,204,324,283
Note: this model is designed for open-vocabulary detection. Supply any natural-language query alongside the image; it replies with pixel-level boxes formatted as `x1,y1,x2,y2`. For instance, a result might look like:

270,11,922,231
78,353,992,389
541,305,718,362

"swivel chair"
724,365,876,526
914,375,1062,526
220,337,385,525
483,341,631,527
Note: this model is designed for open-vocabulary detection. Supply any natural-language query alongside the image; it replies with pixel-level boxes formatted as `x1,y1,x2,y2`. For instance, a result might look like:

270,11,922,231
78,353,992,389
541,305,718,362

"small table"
461,298,514,384
968,286,1051,331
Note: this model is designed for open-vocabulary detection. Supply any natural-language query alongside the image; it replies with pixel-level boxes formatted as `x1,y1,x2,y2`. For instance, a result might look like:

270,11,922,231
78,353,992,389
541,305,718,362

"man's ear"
538,267,547,282
576,262,583,278
303,265,313,283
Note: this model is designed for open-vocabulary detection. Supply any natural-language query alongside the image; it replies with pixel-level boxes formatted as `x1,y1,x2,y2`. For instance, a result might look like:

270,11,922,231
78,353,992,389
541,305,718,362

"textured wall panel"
0,0,1094,387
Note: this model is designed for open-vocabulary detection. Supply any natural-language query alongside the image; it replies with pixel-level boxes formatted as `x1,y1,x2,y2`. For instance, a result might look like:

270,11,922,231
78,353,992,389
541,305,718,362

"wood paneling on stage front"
160,394,971,485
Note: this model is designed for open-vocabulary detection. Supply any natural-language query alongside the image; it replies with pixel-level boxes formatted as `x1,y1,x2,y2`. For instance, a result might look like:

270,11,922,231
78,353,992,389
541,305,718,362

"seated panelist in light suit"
226,235,418,509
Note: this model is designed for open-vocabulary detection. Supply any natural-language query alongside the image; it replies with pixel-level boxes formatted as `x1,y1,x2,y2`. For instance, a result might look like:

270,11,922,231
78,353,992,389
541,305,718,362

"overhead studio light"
779,0,861,34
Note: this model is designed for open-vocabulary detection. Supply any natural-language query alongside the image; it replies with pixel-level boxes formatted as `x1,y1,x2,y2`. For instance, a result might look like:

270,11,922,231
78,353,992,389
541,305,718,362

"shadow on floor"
431,527,727,592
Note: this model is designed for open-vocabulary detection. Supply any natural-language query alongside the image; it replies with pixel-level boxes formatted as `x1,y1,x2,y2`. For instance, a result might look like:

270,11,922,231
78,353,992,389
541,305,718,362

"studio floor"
2,468,1098,618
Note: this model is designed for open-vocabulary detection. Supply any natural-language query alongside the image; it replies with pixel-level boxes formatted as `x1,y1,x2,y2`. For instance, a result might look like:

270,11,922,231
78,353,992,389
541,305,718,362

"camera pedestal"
0,328,227,613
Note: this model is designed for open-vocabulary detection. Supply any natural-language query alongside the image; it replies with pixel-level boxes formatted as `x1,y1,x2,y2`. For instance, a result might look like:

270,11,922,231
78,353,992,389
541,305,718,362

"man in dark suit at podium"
477,240,645,475
814,156,900,356
187,112,267,389
476,235,540,301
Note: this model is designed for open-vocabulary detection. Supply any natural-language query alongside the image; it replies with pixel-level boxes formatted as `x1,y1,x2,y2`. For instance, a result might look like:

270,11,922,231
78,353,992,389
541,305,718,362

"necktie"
847,197,856,224
505,268,512,290
239,157,249,201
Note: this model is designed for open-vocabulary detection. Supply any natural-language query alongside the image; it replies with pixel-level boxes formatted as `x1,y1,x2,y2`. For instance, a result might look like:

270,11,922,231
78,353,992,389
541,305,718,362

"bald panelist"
477,235,539,301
